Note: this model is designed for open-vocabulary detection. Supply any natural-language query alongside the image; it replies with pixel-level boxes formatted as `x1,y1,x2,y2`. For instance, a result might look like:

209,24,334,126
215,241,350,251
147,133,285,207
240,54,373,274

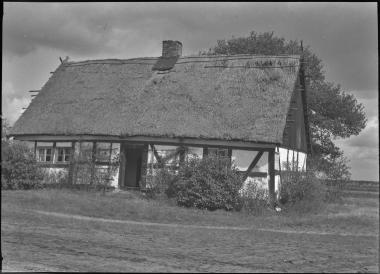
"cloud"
334,113,378,181
4,2,377,92
3,3,120,57
2,82,31,125
345,118,378,148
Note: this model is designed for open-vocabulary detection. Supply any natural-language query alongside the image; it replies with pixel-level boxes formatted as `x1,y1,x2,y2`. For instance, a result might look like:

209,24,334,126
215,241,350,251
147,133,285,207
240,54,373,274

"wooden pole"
277,147,282,197
268,149,276,208
301,154,306,172
68,141,76,185
296,151,299,172
228,148,232,168
150,144,154,176
118,143,126,189
286,149,289,170
140,144,148,190
52,142,56,163
90,142,97,185
179,146,186,165
107,143,113,184
292,150,295,172
34,141,37,160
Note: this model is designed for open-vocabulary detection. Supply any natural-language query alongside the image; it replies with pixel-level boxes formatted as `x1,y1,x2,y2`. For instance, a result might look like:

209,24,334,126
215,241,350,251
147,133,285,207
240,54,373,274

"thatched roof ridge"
11,54,301,145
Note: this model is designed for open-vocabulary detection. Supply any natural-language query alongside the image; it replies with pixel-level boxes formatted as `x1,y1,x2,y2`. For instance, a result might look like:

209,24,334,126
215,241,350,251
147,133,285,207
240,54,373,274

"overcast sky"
2,2,378,181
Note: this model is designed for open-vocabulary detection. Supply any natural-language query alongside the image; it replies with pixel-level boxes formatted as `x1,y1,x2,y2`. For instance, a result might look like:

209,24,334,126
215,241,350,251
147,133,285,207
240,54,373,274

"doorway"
119,144,144,188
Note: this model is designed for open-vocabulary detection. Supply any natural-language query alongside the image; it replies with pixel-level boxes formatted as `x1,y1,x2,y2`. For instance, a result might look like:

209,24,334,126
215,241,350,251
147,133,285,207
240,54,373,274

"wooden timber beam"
140,144,149,189
238,171,267,178
150,144,164,167
150,144,183,168
242,151,264,181
178,146,187,165
118,143,126,189
150,144,182,166
90,142,97,185
268,148,276,208
34,141,37,159
12,135,277,151
68,141,76,185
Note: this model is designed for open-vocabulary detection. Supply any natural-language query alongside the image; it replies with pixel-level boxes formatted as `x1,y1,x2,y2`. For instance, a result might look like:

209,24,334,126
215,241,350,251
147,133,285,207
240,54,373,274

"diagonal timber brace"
150,144,183,168
242,151,264,181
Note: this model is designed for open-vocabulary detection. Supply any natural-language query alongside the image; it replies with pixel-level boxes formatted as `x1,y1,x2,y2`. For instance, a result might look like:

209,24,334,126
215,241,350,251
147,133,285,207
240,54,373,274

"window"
96,143,112,162
208,148,229,158
38,148,53,162
79,142,93,161
57,147,72,163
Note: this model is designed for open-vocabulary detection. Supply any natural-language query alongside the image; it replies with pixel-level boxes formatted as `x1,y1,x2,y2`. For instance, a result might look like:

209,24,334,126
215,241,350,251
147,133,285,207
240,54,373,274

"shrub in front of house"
166,155,244,211
145,168,177,199
239,180,270,215
1,140,45,190
279,169,326,212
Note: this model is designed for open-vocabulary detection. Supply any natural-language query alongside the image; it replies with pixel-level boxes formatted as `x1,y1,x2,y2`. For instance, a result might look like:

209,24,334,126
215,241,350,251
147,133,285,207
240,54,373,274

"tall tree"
202,31,367,177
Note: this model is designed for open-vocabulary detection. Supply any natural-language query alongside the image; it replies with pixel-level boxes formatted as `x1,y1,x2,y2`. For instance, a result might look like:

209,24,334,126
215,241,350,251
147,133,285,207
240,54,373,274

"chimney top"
162,40,182,58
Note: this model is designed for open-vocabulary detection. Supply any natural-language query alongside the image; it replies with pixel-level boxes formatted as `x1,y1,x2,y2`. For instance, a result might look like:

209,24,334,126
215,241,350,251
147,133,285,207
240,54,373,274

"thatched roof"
10,54,301,144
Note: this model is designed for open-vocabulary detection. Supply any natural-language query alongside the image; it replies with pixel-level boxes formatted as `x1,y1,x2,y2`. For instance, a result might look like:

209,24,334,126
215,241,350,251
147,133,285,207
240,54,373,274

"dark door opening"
119,144,144,188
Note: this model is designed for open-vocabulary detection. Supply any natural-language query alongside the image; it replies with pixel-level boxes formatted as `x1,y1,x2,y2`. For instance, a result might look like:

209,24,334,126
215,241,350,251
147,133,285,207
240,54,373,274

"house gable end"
282,74,308,153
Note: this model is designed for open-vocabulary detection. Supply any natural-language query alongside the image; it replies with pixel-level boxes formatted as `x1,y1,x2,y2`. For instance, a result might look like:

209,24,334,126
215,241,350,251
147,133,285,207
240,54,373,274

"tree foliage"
202,31,367,176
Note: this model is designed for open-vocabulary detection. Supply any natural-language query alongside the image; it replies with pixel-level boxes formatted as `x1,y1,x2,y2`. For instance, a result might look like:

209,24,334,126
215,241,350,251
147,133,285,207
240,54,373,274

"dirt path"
34,210,378,238
3,209,378,272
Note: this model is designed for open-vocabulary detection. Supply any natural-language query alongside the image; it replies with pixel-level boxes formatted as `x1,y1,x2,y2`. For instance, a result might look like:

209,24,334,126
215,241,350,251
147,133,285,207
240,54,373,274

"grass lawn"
1,189,379,272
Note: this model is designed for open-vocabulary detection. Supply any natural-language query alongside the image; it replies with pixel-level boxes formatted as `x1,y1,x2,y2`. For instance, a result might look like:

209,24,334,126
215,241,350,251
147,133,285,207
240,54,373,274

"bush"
279,170,326,212
239,180,270,215
168,155,244,211
307,155,350,203
71,152,119,190
1,140,45,190
145,168,177,199
42,169,69,185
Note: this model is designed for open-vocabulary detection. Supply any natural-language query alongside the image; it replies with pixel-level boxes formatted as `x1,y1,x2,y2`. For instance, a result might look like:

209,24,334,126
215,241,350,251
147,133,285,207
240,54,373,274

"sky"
2,2,378,181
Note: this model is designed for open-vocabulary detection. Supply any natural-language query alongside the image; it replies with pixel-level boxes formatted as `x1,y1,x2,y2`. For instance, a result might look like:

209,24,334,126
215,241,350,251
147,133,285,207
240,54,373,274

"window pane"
37,142,53,147
209,148,218,156
80,142,93,160
96,143,109,161
97,142,111,150
56,142,72,147
38,149,45,162
218,149,228,157
46,155,51,162
58,155,63,162
64,155,70,162
96,148,110,161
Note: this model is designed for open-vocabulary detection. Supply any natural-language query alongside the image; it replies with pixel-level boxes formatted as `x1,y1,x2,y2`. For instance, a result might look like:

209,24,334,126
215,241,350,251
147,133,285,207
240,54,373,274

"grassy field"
1,188,379,272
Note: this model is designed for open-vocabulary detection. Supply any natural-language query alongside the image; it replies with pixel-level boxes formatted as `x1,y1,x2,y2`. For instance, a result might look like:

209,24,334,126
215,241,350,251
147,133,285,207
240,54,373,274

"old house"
9,40,311,204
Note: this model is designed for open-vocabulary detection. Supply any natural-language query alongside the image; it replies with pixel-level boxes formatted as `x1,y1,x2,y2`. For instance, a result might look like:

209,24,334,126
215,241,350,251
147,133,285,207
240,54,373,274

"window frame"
56,147,72,163
37,147,53,162
208,147,229,158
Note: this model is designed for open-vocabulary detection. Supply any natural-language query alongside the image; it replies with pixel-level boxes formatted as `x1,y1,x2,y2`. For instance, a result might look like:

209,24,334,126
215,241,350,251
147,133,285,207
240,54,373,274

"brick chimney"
162,40,182,58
